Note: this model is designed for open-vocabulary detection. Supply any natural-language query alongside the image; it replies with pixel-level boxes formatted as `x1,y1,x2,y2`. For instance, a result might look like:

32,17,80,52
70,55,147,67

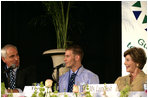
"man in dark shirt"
1,44,36,93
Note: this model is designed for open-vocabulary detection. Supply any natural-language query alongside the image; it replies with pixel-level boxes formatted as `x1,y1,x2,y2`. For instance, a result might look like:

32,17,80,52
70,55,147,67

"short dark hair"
66,45,84,61
124,47,147,70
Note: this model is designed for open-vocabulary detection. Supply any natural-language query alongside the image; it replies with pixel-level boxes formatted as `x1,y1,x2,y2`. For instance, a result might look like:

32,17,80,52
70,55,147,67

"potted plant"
43,1,70,49
42,1,71,81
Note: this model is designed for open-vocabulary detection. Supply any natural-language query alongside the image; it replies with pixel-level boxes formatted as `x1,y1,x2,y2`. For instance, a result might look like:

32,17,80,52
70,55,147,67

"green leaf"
1,82,6,96
42,1,71,49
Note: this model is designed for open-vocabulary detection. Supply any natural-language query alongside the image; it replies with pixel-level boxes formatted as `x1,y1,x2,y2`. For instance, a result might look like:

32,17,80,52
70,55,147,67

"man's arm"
89,73,100,84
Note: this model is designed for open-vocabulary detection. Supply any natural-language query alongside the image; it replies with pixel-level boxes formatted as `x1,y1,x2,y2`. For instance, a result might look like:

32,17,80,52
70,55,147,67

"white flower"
45,79,53,88
73,85,79,93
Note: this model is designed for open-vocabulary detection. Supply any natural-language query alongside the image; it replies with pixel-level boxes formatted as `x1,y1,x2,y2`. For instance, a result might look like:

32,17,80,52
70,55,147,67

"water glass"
144,83,147,93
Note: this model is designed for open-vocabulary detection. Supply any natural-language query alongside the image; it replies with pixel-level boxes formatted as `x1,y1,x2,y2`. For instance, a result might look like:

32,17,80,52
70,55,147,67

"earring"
137,64,139,67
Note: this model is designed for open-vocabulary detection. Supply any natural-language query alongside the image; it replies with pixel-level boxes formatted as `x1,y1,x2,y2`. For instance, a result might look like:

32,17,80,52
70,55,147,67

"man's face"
64,50,76,68
2,47,20,68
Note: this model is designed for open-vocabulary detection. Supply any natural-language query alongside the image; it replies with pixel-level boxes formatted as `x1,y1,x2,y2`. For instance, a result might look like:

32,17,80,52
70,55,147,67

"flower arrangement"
72,84,92,97
38,82,45,97
103,83,108,97
1,82,6,96
45,82,59,97
45,79,53,88
1,82,13,97
83,84,92,97
31,83,38,97
31,80,93,97
49,83,58,97
2,91,13,97
45,79,53,95
32,82,45,97
120,85,130,97
73,85,79,97
32,80,54,97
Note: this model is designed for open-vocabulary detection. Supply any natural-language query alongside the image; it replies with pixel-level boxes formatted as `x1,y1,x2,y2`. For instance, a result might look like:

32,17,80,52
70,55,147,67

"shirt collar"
70,69,77,75
77,65,84,76
6,65,19,72
69,65,83,76
13,67,18,72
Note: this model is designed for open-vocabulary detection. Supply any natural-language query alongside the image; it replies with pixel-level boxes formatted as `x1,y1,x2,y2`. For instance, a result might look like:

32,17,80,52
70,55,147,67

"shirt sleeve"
88,72,100,84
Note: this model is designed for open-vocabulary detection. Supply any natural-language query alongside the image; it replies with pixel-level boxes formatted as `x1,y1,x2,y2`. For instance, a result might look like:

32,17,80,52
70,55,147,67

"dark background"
1,1,121,83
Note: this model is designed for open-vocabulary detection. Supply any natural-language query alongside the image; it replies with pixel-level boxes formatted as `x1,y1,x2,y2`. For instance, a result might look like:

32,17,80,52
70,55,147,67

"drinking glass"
144,83,147,93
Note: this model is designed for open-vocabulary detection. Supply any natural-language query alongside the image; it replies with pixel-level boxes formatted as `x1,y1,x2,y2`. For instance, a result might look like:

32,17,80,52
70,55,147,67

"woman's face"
124,54,137,73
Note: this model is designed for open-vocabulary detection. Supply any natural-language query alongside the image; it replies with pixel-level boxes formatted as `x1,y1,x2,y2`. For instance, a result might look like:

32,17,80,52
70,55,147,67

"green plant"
32,89,37,97
84,84,92,97
120,85,130,97
47,83,58,97
43,1,71,49
53,83,58,93
31,82,45,97
31,83,38,97
1,82,13,97
64,88,68,97
38,81,45,97
7,90,13,97
1,82,5,96
103,83,108,97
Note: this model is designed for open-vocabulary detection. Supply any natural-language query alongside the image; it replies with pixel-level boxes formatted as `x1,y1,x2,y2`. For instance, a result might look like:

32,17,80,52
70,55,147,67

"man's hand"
7,89,19,93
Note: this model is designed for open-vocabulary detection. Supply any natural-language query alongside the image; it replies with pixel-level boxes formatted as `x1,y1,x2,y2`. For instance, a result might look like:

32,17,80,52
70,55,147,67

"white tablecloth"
12,91,147,97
